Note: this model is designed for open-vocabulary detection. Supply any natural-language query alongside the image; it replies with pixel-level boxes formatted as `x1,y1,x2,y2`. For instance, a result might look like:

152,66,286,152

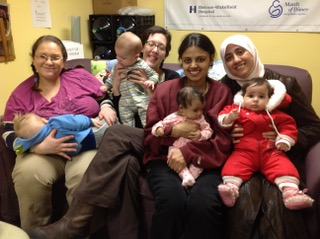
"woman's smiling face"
224,44,255,79
32,41,64,81
181,46,213,84
141,33,167,70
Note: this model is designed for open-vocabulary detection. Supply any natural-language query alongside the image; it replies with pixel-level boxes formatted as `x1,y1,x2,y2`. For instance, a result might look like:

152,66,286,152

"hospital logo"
189,5,197,13
269,0,283,18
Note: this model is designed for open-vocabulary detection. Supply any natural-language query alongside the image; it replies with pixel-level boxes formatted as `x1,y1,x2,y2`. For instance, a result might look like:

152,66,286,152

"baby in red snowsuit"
217,77,313,210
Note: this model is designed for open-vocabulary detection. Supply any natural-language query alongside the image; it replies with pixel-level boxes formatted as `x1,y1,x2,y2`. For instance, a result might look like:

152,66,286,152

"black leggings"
146,160,224,239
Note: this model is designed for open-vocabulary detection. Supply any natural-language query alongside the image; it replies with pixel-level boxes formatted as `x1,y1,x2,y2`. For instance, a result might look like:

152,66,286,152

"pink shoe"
180,169,195,187
283,188,314,210
218,183,239,207
189,164,203,179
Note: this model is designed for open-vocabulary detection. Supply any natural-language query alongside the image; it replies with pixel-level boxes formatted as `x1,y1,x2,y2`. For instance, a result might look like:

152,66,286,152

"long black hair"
178,33,216,62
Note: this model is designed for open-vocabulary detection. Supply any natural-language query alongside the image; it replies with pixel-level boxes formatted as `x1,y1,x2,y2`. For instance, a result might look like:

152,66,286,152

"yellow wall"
1,0,319,116
0,0,94,114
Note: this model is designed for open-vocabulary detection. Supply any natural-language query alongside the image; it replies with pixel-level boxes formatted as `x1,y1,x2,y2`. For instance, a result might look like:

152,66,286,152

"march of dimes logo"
269,0,309,18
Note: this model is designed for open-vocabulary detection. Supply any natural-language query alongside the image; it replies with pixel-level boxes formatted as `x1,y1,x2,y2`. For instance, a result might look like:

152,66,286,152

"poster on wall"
0,3,9,35
0,2,15,62
31,0,52,28
165,0,320,32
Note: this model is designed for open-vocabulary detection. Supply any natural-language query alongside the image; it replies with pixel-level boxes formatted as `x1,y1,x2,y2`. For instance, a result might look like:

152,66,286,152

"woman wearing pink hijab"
219,34,320,239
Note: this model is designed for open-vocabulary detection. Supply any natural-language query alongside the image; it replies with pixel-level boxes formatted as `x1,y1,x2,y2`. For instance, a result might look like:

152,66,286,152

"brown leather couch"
1,59,319,238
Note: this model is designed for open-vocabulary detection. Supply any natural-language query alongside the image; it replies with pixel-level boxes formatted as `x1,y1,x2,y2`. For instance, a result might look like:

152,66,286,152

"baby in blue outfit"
13,112,109,156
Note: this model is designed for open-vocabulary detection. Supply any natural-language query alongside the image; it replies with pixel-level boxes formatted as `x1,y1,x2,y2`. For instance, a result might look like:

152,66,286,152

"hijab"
220,35,265,83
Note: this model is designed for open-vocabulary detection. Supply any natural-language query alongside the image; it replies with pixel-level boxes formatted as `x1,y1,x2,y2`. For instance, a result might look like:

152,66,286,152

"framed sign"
165,0,320,32
0,2,15,62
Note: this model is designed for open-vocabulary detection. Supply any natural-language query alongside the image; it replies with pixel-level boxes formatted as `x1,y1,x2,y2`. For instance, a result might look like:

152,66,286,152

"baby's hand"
100,85,108,93
144,80,155,90
223,109,239,125
155,127,164,137
189,130,201,141
229,109,239,120
276,142,289,152
91,118,103,128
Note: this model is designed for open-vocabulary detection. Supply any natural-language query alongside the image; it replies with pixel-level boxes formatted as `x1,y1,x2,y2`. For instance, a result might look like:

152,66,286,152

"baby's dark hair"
177,86,205,108
242,77,273,98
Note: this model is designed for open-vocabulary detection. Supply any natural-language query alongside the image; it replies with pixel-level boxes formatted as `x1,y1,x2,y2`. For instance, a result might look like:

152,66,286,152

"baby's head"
242,77,272,111
14,112,46,139
177,86,205,120
115,32,142,67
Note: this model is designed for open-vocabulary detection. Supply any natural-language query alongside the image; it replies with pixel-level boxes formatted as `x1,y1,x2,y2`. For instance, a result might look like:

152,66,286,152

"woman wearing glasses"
1,35,111,231
110,26,180,125
28,26,180,239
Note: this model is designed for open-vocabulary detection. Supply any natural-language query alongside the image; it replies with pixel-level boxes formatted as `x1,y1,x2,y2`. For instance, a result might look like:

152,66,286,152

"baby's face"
243,84,269,111
20,115,47,139
115,47,138,68
180,100,204,120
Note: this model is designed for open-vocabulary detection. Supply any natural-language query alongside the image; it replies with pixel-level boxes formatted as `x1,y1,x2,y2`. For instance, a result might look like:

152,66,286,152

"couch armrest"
64,58,92,72
305,142,320,200
0,123,20,225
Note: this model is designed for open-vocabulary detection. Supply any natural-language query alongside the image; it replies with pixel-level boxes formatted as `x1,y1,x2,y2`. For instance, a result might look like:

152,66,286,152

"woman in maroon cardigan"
143,33,233,239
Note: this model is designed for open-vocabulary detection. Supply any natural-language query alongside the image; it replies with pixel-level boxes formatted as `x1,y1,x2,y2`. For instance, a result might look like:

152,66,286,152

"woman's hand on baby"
231,123,276,144
128,69,153,96
262,124,277,142
114,64,127,77
171,121,200,138
189,130,201,141
31,129,77,160
99,105,117,126
91,118,103,128
230,124,243,143
127,69,147,85
112,64,127,95
167,148,186,173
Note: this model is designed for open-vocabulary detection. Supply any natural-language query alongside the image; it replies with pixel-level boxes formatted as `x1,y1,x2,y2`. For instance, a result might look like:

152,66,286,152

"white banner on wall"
165,0,320,32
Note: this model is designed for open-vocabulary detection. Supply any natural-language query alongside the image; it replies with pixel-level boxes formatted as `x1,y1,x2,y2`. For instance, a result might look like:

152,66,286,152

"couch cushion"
64,58,117,76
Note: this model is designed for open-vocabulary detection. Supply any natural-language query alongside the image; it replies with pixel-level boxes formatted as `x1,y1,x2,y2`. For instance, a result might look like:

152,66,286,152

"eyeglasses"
35,54,63,63
145,41,166,52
